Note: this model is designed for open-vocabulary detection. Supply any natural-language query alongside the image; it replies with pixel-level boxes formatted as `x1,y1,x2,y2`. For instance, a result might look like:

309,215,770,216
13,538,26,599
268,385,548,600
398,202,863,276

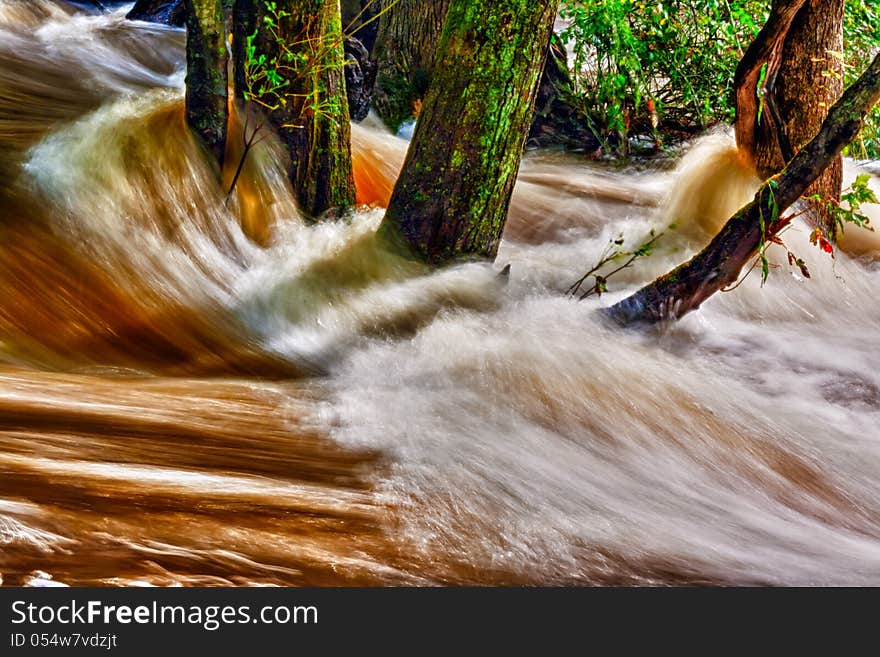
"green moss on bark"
233,0,355,218
372,0,450,132
184,0,228,167
380,0,560,263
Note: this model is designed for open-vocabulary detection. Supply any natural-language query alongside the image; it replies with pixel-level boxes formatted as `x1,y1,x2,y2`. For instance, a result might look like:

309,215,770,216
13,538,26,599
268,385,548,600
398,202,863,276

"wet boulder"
345,36,376,122
126,0,185,27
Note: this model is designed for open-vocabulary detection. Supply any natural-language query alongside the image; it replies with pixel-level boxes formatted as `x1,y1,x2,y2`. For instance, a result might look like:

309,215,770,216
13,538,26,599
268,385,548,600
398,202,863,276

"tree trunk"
777,0,845,235
231,0,254,104
340,0,361,25
372,0,451,132
735,0,844,234
371,2,598,151
183,0,228,167
608,53,880,326
733,0,804,170
232,0,355,218
379,0,559,264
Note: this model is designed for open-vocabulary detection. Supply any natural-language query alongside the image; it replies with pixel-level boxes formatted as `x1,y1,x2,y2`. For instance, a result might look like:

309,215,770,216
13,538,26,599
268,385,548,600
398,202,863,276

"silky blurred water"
0,0,878,586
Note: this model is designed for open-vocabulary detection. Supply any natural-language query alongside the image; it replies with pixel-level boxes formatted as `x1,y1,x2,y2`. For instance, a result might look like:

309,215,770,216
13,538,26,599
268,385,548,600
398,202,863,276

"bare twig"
567,231,664,300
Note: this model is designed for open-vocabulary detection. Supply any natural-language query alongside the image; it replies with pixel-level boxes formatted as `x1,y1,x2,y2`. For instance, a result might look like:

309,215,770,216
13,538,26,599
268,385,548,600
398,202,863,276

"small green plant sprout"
724,175,878,292
242,0,347,131
567,229,663,300
756,61,768,125
228,0,353,202
755,177,780,285
725,181,818,291
814,173,878,237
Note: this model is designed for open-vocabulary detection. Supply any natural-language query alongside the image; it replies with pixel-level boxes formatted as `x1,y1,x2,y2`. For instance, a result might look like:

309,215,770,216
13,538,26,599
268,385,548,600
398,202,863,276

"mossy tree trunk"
372,0,451,132
379,0,559,264
735,0,845,235
371,2,597,150
183,0,228,167
231,0,255,104
609,53,880,326
232,0,355,218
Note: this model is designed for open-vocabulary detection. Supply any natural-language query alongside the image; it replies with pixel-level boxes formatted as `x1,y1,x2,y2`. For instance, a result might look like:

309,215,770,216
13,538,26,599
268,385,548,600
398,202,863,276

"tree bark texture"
344,36,377,122
733,0,804,167
380,0,560,264
371,0,451,131
232,0,355,218
735,0,844,233
609,53,880,326
776,0,845,233
183,0,229,167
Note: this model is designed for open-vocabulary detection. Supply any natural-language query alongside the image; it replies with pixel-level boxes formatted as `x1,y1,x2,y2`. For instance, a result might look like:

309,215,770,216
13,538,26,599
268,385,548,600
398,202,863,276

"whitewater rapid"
0,1,879,586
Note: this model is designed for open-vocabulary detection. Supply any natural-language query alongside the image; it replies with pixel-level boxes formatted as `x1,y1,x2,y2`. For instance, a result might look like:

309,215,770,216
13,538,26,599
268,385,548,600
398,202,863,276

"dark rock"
126,0,185,27
528,37,601,155
344,36,376,122
341,0,379,54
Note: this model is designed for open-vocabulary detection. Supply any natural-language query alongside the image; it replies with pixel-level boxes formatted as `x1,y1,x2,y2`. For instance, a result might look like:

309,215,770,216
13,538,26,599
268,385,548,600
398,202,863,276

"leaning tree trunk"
609,53,880,326
183,0,228,167
379,0,559,264
735,0,845,235
371,0,451,132
232,0,355,218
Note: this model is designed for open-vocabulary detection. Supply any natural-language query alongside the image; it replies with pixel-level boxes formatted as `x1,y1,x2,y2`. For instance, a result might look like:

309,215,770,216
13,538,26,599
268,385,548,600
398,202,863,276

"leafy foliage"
559,0,879,159
843,0,880,158
241,0,347,129
821,173,878,234
559,0,766,156
733,175,876,291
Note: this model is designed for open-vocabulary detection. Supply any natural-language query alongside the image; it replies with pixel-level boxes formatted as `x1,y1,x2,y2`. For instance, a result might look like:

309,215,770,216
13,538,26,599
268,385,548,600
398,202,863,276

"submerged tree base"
381,0,560,264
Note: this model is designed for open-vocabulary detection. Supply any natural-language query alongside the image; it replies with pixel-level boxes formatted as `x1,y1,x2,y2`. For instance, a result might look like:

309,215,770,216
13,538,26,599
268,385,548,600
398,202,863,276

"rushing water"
1,1,879,587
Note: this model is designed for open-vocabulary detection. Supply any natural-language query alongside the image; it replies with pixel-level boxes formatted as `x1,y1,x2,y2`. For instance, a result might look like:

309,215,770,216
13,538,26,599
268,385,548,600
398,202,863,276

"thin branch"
567,231,664,300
